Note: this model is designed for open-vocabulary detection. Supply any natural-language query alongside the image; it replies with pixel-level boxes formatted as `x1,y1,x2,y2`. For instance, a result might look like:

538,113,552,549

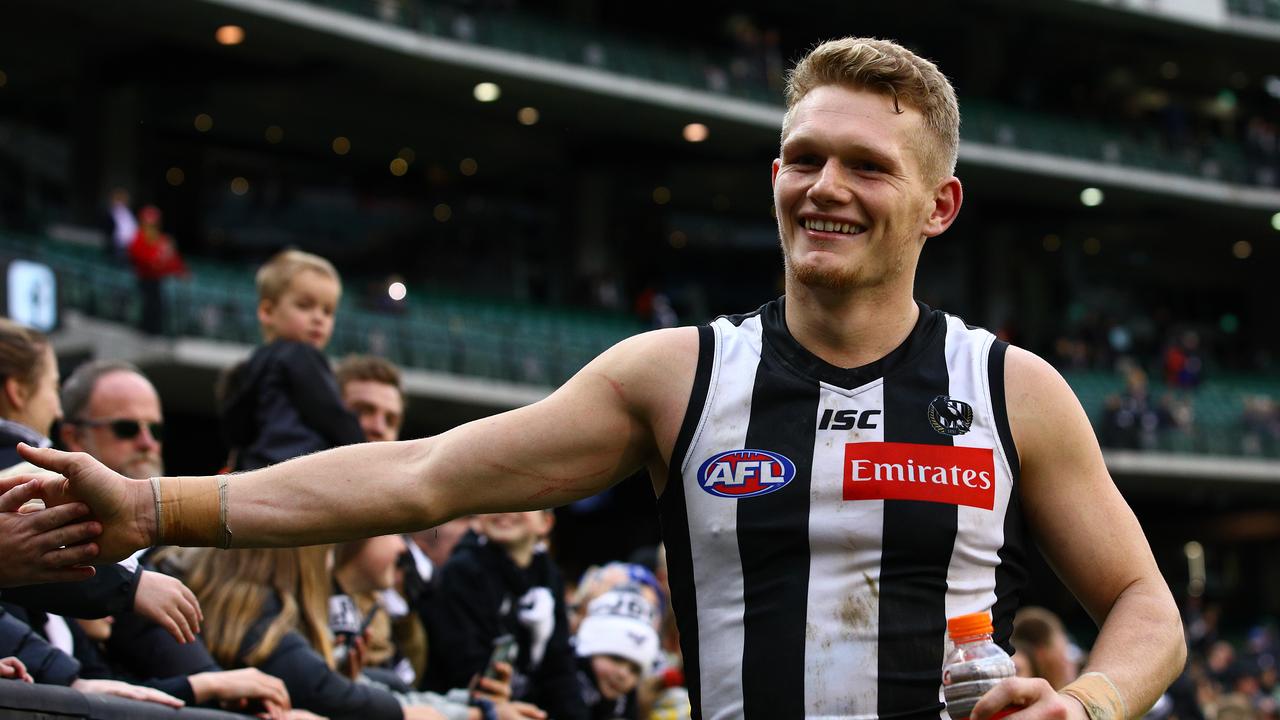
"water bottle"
942,611,1019,720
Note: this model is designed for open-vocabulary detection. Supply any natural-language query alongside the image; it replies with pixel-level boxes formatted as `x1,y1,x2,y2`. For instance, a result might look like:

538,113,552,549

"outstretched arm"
973,347,1185,720
11,328,696,560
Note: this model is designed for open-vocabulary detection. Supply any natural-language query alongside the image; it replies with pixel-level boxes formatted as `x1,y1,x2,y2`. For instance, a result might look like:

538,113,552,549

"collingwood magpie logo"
928,395,973,436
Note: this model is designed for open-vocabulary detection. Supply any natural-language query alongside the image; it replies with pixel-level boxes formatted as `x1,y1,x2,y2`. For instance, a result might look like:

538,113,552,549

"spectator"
185,545,444,720
127,205,188,335
427,512,587,720
0,328,198,648
54,359,294,715
336,354,405,444
58,360,163,481
568,563,663,636
573,586,660,720
69,612,291,717
0,604,184,709
102,188,136,262
220,249,364,471
1010,606,1079,690
1164,330,1205,390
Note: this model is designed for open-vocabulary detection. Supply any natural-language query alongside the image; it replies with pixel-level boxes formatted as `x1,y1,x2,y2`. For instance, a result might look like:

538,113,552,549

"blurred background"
1,0,1278,711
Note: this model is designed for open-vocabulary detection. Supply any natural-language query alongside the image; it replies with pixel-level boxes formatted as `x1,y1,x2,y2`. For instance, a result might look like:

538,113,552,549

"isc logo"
819,408,881,430
697,449,796,499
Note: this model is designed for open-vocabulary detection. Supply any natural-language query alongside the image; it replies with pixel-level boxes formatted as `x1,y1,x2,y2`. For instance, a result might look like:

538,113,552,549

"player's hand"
0,656,32,683
11,444,155,563
133,570,202,643
0,478,100,586
496,702,547,720
72,678,185,708
970,677,1087,720
472,661,514,703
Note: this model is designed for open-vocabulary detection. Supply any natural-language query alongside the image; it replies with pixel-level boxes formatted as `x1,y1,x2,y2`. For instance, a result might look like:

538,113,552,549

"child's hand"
0,656,31,683
472,661,513,703
341,633,368,680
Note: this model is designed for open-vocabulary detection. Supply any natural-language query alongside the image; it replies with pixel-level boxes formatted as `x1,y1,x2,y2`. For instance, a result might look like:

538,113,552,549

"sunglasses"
72,418,164,442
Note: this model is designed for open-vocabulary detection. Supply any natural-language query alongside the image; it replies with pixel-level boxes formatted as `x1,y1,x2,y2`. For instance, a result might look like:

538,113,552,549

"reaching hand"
9,444,155,563
0,478,100,586
0,656,32,683
133,570,203,643
189,668,291,720
72,678,185,708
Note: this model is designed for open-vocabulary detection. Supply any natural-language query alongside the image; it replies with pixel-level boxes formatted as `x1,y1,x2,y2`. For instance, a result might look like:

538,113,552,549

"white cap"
575,586,660,672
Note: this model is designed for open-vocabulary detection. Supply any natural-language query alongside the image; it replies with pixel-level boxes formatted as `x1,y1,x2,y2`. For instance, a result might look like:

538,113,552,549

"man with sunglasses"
59,362,164,481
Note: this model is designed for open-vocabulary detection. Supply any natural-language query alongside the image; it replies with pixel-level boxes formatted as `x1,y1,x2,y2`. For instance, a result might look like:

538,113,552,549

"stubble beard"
122,456,164,480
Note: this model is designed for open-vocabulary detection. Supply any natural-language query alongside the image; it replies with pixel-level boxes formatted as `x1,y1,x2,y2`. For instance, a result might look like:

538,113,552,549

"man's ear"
540,510,556,537
771,158,782,187
922,176,963,239
59,421,84,452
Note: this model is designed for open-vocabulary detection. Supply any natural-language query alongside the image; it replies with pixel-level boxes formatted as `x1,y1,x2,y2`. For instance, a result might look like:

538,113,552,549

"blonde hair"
784,37,960,180
185,546,335,669
255,249,341,304
0,319,49,391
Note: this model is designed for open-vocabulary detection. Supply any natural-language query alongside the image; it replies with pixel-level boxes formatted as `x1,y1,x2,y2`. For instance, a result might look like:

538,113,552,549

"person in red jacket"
127,205,188,335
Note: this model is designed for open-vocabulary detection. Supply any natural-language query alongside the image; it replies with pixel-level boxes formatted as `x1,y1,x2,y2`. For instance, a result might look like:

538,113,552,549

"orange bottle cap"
947,611,994,640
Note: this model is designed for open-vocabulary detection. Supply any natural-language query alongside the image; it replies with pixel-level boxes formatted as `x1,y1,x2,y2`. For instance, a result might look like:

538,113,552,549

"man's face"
341,379,403,442
772,84,944,293
258,270,340,350
64,371,164,479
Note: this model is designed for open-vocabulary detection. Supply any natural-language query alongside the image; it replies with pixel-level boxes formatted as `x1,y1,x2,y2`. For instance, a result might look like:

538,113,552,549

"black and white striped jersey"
659,298,1028,720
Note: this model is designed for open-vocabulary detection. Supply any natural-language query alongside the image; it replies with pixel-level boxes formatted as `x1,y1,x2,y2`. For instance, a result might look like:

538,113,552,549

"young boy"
220,250,364,471
426,511,588,720
572,585,660,720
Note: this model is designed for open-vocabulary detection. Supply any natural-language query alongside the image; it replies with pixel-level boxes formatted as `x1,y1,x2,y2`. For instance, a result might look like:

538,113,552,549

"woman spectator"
185,545,460,720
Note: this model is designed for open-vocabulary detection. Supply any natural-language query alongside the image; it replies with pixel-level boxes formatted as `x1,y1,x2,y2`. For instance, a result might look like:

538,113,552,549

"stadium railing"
1227,0,1280,21
0,678,243,719
297,0,1273,187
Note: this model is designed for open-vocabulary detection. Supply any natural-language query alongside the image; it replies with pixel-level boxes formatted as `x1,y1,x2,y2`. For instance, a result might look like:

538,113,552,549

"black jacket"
0,606,80,686
219,340,364,471
0,417,46,470
426,531,587,720
238,593,403,720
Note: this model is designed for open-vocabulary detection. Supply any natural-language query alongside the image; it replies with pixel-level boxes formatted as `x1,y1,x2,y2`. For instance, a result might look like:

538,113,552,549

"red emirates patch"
843,442,997,510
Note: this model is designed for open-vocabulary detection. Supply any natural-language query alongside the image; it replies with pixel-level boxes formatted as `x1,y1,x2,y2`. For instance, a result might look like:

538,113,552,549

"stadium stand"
1,0,1279,716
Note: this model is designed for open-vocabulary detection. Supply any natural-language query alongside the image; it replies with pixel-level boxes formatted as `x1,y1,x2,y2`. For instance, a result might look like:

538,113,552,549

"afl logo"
698,449,796,499
928,395,974,436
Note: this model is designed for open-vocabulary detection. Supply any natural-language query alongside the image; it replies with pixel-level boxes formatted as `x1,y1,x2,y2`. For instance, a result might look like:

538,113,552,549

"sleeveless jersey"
658,298,1028,720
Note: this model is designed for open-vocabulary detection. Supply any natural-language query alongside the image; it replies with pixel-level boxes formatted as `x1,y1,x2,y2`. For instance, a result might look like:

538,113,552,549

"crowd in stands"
1048,304,1278,457
0,244,1273,717
0,249,691,719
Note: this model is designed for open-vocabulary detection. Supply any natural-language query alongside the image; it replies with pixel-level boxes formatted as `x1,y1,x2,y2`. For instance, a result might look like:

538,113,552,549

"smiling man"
10,37,1183,720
